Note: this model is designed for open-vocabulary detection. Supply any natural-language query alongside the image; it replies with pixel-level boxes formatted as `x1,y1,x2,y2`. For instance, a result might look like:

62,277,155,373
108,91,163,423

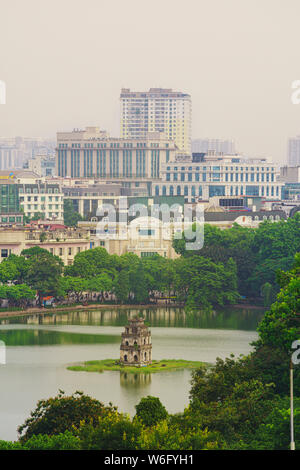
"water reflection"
1,306,265,331
0,328,120,346
120,371,152,388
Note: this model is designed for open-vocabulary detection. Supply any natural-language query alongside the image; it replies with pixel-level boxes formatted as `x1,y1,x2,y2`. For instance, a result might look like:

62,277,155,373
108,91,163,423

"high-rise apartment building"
120,88,192,154
288,136,300,166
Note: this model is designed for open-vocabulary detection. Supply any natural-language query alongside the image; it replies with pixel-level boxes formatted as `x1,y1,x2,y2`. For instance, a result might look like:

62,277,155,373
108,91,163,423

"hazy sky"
1,0,300,163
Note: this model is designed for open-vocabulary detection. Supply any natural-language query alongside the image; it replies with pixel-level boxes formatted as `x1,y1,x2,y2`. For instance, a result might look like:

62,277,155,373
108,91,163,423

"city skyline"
1,0,300,164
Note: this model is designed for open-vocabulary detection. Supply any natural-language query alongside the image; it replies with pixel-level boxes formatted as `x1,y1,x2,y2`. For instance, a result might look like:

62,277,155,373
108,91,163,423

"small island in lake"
67,316,206,374
67,358,206,374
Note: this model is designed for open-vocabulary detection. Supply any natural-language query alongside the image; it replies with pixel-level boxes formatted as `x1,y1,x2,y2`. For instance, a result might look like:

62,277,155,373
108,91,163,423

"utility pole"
290,359,295,450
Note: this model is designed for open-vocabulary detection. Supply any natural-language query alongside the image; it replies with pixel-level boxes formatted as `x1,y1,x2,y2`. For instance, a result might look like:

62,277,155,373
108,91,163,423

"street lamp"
290,359,295,450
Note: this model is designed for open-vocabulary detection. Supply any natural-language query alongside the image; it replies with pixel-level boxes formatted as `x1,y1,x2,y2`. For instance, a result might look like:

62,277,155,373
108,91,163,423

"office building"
120,88,192,153
56,127,176,184
153,153,283,202
0,170,64,221
0,171,23,225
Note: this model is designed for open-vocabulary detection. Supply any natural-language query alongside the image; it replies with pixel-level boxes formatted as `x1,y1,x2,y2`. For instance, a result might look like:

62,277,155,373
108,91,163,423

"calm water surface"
0,307,264,440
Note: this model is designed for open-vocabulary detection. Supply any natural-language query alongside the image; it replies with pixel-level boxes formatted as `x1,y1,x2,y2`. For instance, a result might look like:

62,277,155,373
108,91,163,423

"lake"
0,306,264,441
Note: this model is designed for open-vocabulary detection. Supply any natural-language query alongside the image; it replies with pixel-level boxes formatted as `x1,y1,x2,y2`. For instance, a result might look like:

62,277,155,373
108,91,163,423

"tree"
256,253,300,354
39,232,47,242
5,284,35,308
174,256,239,310
65,247,116,279
64,200,83,227
135,396,168,427
58,276,87,303
137,420,221,450
25,252,63,305
188,359,276,446
129,261,150,304
261,282,275,307
242,396,300,450
76,411,142,450
114,270,130,304
5,254,30,284
86,273,113,301
0,259,18,283
18,391,116,442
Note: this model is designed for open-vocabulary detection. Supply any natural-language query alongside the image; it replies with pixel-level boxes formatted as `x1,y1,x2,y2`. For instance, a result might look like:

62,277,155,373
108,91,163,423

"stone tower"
120,317,152,366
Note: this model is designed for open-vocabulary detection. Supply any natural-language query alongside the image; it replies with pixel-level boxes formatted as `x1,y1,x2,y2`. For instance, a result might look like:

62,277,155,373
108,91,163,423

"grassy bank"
67,358,207,374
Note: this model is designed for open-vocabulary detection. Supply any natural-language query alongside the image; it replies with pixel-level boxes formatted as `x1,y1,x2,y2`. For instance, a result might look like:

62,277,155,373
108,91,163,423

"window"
1,249,8,258
139,229,155,236
141,252,157,257
209,186,225,197
246,185,259,196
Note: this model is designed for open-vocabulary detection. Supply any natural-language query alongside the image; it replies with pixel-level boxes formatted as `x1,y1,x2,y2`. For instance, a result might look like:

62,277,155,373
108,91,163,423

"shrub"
18,390,116,442
135,396,168,427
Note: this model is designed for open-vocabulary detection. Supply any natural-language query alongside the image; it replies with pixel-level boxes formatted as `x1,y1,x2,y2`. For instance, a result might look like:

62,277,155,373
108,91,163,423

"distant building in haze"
288,136,300,166
120,88,192,154
192,138,236,155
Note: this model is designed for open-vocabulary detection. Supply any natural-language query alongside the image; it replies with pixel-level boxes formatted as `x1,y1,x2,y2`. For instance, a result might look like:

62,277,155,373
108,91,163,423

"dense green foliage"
0,245,240,310
18,391,116,442
63,247,239,309
134,396,168,426
63,199,83,227
173,214,300,298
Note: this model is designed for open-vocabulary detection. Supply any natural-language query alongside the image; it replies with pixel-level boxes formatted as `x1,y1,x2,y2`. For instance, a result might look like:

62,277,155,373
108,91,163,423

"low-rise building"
0,228,90,265
78,215,179,259
155,153,283,202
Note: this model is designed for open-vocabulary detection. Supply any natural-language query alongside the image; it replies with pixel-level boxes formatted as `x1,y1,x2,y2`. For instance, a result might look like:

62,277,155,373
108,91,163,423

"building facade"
120,88,192,153
120,317,152,366
288,136,300,166
0,174,23,226
56,127,176,183
0,228,90,265
78,215,179,259
17,179,64,221
153,154,283,202
24,154,56,177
